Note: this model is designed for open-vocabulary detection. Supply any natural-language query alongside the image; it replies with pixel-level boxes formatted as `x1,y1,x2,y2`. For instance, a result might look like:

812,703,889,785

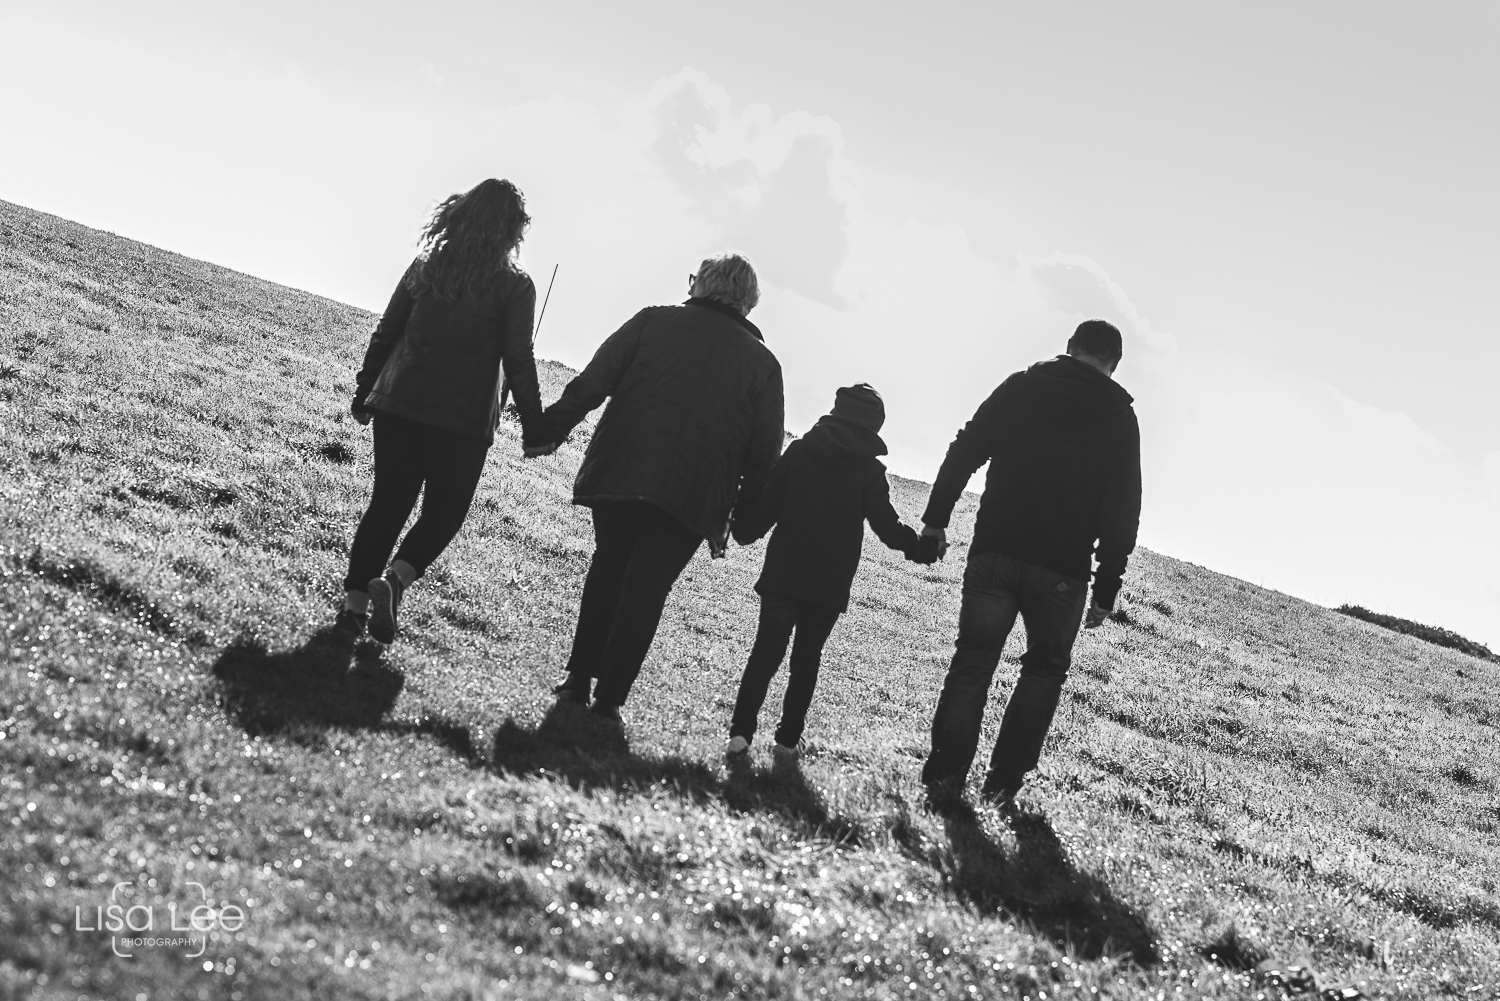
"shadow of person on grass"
932,801,1159,966
490,703,860,844
210,625,481,763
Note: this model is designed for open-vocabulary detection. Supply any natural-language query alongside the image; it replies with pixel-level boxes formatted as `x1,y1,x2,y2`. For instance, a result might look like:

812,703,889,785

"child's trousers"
729,592,840,747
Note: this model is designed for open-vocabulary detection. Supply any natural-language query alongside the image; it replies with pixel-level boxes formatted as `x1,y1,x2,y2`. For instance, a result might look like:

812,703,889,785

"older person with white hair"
541,254,785,722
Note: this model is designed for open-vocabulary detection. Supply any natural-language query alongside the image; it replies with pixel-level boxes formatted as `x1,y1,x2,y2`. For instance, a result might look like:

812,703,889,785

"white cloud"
1323,384,1452,455
1482,450,1500,502
1020,252,1178,358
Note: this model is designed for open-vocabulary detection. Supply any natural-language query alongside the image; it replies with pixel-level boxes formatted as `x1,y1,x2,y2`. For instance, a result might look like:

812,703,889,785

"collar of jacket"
684,297,764,342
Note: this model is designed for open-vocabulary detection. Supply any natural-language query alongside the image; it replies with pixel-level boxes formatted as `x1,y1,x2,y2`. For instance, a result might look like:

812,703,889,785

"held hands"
920,524,949,561
1084,601,1111,629
523,442,558,458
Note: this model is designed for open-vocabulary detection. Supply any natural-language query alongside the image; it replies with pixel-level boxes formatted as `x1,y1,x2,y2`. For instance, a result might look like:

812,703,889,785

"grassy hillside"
1,198,1496,1001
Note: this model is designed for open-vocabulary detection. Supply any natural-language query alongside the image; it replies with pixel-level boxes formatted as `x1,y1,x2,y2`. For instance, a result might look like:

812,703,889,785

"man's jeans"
921,551,1088,792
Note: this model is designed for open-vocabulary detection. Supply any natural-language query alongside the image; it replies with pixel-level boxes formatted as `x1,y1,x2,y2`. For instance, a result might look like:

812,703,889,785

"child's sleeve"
731,441,793,545
862,468,921,556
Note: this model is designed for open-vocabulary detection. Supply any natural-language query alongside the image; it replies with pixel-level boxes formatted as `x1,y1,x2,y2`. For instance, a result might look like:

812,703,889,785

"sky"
4,1,1498,648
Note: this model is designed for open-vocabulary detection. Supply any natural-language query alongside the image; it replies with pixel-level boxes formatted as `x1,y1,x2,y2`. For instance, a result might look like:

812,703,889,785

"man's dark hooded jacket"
733,416,920,613
922,355,1141,609
354,260,546,446
545,298,784,554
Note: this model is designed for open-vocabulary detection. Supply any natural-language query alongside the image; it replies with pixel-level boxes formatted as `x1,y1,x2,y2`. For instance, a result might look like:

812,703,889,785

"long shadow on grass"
922,802,1159,966
491,704,860,844
210,626,481,762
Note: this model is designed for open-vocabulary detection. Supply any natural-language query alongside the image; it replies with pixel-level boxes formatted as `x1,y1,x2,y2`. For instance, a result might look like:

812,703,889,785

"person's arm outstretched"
352,264,418,422
1088,408,1142,622
731,437,793,546
730,362,786,536
862,470,924,560
496,277,550,452
543,309,651,442
920,379,1012,538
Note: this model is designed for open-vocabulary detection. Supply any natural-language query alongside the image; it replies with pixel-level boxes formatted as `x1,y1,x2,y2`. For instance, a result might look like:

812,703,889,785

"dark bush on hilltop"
1336,604,1497,662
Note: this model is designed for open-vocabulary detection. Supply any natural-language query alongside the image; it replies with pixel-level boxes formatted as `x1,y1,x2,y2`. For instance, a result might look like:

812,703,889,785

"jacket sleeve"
543,309,650,441
731,439,793,545
354,264,418,404
731,360,786,525
921,378,1012,529
1091,408,1142,610
863,468,921,555
497,277,547,447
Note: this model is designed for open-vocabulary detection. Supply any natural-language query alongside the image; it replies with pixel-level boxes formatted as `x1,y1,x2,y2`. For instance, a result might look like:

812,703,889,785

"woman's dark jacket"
733,416,921,614
921,355,1141,609
354,260,546,446
544,298,784,555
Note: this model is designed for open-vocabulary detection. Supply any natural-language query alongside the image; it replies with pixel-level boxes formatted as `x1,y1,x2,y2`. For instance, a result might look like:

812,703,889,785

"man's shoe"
922,779,966,815
979,783,1020,811
771,740,804,771
552,672,591,704
332,608,367,638
366,571,406,644
725,735,751,762
589,701,622,723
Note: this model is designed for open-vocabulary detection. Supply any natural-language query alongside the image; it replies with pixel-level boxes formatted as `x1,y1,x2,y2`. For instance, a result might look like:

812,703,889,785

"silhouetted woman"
338,178,550,643
544,254,785,722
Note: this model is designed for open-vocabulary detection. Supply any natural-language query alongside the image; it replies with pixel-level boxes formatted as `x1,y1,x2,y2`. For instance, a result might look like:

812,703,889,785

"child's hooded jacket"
732,413,919,613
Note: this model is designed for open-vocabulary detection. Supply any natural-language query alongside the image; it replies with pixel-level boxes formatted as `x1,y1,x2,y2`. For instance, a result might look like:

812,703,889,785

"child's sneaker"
725,735,750,762
332,608,367,638
367,570,406,644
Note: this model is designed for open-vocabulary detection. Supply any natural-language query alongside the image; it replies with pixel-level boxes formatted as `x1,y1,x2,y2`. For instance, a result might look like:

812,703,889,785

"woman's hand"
523,442,558,458
351,399,373,425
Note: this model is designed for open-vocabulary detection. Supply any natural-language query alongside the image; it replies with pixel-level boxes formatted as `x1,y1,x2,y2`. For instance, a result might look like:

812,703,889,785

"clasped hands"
908,524,949,565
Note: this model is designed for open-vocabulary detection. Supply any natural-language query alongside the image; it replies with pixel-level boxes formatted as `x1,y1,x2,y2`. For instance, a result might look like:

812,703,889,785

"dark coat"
922,355,1141,609
733,416,921,614
355,260,546,446
544,298,784,554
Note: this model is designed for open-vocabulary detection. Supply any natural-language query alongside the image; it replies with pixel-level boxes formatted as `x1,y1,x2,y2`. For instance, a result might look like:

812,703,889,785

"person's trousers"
921,551,1087,791
566,501,702,707
343,411,490,592
728,592,841,747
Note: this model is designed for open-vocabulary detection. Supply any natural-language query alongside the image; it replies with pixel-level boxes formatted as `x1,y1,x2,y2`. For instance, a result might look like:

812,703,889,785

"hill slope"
1,199,1497,1000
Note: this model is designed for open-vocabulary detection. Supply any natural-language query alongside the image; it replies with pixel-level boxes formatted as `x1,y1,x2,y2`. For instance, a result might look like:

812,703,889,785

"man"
918,319,1142,809
542,254,784,723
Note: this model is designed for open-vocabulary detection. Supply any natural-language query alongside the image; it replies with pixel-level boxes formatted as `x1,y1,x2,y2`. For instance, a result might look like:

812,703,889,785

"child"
727,384,936,765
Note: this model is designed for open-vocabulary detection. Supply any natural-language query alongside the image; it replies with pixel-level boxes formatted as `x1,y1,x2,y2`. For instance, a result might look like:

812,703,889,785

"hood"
1020,355,1134,424
800,415,889,463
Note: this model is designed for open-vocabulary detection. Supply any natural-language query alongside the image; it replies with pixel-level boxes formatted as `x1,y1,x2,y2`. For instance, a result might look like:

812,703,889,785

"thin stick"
500,263,559,414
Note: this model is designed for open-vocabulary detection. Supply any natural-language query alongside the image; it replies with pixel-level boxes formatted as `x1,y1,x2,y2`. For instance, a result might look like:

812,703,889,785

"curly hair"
694,254,760,315
406,178,530,303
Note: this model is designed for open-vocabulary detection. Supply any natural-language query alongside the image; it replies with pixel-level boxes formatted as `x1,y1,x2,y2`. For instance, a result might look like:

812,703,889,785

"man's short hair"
695,254,760,315
1067,319,1123,363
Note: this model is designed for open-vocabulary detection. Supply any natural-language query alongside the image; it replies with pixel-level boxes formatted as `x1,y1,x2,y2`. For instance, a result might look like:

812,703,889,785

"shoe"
332,608,367,638
367,570,406,644
979,783,1020,811
725,735,750,761
771,740,804,770
589,701,622,723
552,672,591,704
922,779,966,815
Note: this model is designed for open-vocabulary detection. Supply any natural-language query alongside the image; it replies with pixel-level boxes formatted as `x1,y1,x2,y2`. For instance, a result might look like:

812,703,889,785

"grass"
1335,605,1496,664
1,196,1497,1000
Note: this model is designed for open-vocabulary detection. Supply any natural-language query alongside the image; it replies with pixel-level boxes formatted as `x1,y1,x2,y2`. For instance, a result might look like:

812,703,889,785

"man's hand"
523,442,558,458
1084,601,1110,629
920,524,949,561
350,399,372,426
